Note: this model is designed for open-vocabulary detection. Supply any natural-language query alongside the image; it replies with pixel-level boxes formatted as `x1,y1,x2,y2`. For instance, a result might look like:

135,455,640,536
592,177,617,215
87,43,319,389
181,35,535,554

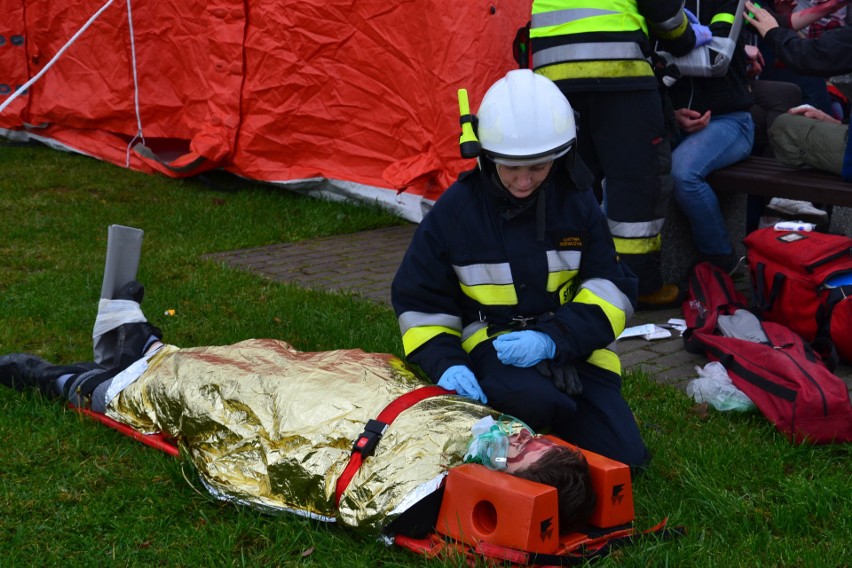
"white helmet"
476,70,576,167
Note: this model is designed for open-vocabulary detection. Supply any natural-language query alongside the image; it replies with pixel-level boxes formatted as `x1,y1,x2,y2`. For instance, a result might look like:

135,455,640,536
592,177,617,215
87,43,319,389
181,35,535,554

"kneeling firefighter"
392,69,650,469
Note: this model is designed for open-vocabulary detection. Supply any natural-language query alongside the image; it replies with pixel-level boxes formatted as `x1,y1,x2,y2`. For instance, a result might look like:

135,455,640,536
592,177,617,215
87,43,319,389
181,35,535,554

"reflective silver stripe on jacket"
547,249,582,273
578,278,634,321
533,42,646,68
608,218,666,239
453,263,513,286
461,321,488,345
651,2,687,32
397,311,462,335
531,8,618,28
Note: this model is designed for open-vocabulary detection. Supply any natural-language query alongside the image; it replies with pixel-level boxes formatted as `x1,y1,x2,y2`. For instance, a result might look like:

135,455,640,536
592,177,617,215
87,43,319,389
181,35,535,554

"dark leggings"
471,346,650,469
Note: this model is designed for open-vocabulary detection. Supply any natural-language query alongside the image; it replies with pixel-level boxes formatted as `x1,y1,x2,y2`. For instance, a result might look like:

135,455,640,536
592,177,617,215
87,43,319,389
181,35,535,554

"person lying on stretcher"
0,281,596,538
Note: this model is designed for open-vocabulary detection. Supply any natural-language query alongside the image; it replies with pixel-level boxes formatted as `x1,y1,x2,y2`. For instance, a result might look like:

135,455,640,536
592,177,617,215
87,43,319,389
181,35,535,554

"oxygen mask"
463,415,534,471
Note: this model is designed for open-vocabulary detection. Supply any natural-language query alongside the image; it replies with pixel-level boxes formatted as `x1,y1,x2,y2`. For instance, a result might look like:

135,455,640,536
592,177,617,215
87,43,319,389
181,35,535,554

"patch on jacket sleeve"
551,232,584,250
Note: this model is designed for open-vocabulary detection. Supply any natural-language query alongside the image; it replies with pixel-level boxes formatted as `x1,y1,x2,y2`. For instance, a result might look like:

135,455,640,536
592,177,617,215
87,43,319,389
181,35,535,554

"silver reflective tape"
546,249,582,273
531,8,618,28
579,278,634,320
607,218,666,238
398,311,462,335
461,321,488,344
533,42,645,68
453,263,513,286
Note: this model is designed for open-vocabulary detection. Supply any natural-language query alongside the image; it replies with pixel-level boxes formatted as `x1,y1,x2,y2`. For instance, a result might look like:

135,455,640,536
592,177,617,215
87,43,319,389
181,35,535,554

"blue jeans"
672,111,754,257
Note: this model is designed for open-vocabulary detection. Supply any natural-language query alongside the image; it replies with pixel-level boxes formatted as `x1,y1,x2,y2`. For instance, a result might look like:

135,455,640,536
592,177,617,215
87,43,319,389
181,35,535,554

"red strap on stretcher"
334,385,451,507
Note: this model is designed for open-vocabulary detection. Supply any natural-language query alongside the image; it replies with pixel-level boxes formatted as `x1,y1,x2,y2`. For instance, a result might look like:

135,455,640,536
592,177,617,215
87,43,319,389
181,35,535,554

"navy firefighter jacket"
391,161,638,384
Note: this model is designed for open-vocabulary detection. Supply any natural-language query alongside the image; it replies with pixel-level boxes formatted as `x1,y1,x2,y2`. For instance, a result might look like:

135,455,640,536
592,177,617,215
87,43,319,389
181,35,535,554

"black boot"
116,280,145,303
112,322,163,371
0,353,99,396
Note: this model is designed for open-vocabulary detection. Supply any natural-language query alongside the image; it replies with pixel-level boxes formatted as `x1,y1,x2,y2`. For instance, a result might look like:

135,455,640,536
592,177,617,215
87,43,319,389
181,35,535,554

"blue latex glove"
438,365,487,404
684,9,713,48
493,330,556,368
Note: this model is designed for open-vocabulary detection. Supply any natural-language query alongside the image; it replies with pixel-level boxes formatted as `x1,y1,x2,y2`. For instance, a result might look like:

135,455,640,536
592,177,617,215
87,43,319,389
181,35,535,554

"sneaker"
0,353,98,395
765,198,829,224
637,283,682,310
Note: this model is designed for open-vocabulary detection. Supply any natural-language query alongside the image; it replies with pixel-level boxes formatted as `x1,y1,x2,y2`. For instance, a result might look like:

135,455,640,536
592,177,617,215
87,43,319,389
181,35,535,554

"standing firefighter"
392,70,649,469
529,1,701,308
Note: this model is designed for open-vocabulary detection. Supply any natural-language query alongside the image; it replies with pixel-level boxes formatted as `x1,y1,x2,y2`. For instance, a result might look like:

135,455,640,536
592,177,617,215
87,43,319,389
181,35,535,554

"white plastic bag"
686,362,755,412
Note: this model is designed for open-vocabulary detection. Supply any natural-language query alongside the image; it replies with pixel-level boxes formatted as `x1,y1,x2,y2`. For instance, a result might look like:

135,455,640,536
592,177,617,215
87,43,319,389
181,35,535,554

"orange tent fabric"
0,0,528,221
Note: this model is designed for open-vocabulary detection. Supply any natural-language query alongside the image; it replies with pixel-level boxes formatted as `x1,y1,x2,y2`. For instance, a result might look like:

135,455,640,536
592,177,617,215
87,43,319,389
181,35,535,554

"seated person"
743,45,820,228
747,2,852,182
0,282,596,538
746,46,804,158
758,0,849,118
391,70,649,471
667,0,755,273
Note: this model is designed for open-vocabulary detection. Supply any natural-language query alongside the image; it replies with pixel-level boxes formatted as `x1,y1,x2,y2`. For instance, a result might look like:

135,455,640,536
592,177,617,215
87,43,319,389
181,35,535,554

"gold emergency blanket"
105,339,493,533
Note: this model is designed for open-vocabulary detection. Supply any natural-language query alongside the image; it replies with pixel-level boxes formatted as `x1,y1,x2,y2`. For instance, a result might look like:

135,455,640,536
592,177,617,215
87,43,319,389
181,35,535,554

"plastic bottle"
774,221,815,232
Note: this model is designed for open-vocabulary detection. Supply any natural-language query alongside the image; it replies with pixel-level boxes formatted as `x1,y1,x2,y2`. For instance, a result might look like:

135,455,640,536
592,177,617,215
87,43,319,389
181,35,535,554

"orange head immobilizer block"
435,439,634,553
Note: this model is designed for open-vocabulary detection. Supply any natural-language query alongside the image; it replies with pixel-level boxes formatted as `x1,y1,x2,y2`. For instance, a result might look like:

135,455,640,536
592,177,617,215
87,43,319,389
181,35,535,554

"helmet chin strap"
482,157,554,243
495,165,511,192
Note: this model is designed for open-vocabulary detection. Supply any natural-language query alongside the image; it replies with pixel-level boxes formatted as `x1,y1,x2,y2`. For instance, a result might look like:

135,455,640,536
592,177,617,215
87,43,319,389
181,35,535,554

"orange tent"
0,0,527,221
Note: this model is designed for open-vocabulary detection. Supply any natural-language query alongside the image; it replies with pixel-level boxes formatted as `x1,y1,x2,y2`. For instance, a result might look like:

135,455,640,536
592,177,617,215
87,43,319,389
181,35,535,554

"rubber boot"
637,283,682,310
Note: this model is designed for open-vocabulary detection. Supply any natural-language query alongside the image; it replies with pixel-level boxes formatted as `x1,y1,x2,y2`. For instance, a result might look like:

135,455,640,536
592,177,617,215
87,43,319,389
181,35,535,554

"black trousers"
472,344,650,469
562,89,673,294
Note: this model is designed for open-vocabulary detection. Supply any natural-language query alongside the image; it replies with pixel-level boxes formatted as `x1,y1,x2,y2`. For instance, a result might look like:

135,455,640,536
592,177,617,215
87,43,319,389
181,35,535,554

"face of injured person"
504,429,558,474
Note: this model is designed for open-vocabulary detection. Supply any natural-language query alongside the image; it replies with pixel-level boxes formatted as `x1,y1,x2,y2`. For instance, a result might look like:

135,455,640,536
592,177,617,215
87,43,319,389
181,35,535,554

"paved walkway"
207,224,851,394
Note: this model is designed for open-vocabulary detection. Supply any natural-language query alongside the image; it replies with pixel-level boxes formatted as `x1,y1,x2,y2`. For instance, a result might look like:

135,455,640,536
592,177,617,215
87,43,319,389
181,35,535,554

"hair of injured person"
505,430,597,532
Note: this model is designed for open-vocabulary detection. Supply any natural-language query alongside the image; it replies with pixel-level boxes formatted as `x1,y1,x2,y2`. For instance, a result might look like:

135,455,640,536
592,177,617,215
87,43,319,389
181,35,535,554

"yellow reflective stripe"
711,13,735,25
459,283,518,306
586,348,622,375
547,270,577,294
462,325,493,353
402,325,460,356
653,13,689,39
612,234,662,255
573,287,627,337
536,60,653,81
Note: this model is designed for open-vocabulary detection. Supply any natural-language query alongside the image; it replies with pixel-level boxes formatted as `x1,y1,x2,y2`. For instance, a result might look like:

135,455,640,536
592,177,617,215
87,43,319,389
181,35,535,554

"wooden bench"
661,155,851,283
707,155,852,208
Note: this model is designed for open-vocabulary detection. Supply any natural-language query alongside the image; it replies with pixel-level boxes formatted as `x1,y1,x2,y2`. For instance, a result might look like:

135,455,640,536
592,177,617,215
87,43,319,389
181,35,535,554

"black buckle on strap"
352,419,388,457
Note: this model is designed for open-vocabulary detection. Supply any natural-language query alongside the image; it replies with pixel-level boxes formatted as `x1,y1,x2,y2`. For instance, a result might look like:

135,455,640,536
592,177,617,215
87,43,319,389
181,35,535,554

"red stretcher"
75,407,682,566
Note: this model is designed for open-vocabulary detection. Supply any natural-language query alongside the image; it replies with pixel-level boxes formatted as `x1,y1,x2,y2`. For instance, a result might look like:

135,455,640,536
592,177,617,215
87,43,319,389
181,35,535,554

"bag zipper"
804,247,852,274
774,344,828,416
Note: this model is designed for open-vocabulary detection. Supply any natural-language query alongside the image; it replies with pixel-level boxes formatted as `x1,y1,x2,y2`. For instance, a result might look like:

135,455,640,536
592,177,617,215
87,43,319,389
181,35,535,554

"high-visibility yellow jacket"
531,0,696,91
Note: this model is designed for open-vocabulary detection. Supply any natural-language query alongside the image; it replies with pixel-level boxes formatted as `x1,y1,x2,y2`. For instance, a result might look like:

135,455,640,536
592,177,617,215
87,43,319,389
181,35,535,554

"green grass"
1,142,850,567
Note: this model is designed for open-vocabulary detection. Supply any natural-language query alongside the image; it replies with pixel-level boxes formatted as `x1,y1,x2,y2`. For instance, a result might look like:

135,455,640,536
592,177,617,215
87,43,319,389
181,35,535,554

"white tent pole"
0,0,116,115
124,0,145,166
